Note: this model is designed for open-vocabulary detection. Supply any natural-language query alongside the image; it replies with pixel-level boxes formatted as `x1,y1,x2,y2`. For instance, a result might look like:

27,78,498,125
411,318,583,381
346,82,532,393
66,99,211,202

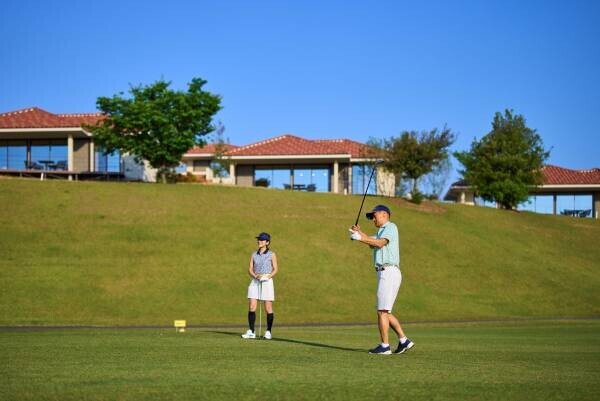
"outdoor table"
37,160,55,180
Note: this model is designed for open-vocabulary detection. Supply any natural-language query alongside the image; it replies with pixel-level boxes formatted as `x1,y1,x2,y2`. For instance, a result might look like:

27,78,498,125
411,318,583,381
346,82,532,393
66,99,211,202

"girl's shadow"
209,330,363,352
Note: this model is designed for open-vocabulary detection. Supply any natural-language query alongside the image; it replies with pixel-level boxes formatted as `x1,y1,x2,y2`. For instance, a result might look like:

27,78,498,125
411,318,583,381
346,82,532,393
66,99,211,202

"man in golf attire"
242,232,278,340
351,205,414,355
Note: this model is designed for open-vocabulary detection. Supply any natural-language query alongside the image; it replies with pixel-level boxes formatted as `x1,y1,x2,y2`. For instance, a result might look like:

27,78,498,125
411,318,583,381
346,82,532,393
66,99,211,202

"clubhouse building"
444,165,600,219
0,107,394,196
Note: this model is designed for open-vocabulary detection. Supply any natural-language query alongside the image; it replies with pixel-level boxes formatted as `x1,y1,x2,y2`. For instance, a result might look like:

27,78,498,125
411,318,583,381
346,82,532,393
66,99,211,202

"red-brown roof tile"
542,165,600,185
0,107,103,129
225,134,369,158
186,143,239,155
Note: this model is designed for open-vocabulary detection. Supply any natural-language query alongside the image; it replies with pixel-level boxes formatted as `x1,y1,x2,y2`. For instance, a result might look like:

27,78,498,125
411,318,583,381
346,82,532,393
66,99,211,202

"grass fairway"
1,320,598,401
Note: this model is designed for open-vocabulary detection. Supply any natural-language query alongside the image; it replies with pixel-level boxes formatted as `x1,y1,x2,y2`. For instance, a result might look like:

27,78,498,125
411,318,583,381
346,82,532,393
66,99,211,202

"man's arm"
350,225,388,249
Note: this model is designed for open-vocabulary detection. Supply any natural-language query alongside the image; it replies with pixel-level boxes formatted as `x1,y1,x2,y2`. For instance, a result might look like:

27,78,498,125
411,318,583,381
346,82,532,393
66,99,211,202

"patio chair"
24,161,43,170
306,184,317,192
579,209,591,218
54,160,68,170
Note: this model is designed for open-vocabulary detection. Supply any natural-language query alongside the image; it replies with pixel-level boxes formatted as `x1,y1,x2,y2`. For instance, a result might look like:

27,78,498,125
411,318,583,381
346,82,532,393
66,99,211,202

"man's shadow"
209,330,364,353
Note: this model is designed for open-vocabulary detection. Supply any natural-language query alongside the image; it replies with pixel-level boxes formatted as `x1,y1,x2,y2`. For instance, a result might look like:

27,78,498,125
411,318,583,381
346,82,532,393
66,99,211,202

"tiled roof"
451,165,600,189
0,107,103,129
225,134,369,157
541,165,600,185
186,143,239,155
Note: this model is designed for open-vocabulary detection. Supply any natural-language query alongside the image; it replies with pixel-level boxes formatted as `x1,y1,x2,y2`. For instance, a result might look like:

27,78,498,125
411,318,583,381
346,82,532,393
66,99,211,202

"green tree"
454,109,550,209
210,122,232,183
380,126,456,196
87,78,221,183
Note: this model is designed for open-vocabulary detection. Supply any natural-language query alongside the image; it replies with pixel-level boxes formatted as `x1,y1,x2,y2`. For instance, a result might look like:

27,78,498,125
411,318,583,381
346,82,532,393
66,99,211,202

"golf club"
354,160,383,226
258,279,263,340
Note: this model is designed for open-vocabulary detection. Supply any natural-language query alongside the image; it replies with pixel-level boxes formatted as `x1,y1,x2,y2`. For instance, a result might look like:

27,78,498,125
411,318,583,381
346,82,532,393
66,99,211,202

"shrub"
255,178,270,187
410,191,424,204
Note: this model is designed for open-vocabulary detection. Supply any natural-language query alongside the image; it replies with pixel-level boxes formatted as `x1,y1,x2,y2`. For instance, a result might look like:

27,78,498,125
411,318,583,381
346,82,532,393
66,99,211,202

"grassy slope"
0,178,598,325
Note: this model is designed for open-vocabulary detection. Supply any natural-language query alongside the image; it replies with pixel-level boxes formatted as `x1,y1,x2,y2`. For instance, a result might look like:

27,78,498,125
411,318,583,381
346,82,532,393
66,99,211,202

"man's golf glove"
349,229,362,241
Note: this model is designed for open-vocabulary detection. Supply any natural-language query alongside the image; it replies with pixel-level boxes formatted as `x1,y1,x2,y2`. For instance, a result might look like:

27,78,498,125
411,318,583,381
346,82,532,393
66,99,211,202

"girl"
241,232,278,339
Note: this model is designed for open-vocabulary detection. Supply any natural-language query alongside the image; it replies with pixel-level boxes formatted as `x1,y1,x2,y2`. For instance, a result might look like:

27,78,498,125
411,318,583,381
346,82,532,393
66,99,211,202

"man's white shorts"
376,265,401,312
247,278,275,301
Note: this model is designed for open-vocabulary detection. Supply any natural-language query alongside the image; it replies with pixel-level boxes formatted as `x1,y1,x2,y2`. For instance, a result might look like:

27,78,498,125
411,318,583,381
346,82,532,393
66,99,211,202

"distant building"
444,165,600,218
183,134,395,195
0,107,394,195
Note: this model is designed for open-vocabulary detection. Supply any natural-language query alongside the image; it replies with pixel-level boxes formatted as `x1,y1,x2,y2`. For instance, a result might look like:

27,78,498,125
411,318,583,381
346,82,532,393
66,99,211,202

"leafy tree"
423,157,453,200
454,109,550,209
379,126,456,196
87,78,221,183
210,122,232,183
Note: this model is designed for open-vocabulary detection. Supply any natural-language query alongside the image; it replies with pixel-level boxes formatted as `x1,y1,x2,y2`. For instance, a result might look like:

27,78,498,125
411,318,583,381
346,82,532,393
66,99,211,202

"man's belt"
375,263,398,272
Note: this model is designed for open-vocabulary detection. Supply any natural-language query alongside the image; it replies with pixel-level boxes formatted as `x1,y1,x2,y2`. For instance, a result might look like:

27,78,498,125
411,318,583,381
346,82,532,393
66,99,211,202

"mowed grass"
1,320,598,401
0,178,599,326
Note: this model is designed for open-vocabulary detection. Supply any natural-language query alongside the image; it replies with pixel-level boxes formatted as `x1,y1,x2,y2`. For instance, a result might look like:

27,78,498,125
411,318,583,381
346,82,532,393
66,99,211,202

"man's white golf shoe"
264,330,272,340
241,330,256,339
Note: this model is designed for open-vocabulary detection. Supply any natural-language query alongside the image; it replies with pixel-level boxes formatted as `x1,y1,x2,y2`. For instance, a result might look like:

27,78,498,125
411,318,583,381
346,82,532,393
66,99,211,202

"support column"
229,162,236,185
553,194,557,215
347,163,352,194
333,160,339,193
460,191,466,204
67,134,74,181
89,140,95,172
594,192,599,219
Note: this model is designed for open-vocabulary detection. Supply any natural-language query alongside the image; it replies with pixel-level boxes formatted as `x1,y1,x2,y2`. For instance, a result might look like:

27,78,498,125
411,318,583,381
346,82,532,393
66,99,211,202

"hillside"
0,178,598,326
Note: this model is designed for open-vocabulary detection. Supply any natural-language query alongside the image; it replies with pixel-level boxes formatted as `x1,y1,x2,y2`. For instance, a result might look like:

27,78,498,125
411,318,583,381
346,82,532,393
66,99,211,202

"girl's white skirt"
247,278,275,301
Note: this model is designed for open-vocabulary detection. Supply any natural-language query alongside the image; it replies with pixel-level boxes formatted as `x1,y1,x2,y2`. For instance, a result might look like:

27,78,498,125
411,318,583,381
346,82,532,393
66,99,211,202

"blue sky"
2,0,599,185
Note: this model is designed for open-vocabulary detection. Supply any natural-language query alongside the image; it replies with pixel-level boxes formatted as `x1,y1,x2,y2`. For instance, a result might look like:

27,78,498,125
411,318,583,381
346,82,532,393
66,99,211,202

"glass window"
7,142,27,170
557,194,593,217
50,140,67,169
30,140,67,170
518,195,554,214
193,160,210,172
95,149,121,173
254,168,291,189
293,168,329,192
0,143,7,169
352,164,376,195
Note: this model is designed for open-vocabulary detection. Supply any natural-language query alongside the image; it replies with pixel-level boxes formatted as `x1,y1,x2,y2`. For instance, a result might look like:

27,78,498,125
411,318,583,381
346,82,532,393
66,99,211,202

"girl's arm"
248,255,257,279
269,253,279,278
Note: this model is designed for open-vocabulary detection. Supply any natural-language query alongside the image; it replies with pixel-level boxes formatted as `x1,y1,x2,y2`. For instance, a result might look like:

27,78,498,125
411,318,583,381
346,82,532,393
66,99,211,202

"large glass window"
0,143,7,170
30,140,68,170
557,194,593,217
293,168,329,192
6,142,27,170
518,195,554,214
254,168,291,189
352,164,377,195
95,149,121,173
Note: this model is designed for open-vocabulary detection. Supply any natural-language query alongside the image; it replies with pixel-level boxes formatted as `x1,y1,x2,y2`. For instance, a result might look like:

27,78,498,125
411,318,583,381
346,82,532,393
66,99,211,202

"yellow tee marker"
174,320,186,333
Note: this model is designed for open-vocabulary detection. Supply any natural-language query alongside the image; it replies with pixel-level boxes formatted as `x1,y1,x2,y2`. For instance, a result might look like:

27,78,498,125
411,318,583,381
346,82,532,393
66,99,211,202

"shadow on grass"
208,330,364,353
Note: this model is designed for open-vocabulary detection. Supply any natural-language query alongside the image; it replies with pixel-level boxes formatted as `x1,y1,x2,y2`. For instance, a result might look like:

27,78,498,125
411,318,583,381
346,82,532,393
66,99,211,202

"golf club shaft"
354,164,378,226
258,281,262,339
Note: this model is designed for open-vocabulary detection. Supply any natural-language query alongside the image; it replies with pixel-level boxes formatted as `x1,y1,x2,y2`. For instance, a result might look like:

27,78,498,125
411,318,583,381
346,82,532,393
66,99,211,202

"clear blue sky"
2,0,599,184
